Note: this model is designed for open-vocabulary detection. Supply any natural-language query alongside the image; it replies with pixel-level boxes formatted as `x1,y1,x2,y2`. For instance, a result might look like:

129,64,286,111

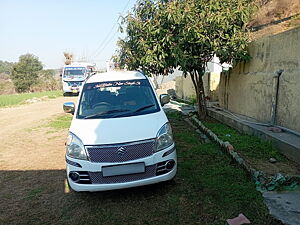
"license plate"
72,89,78,93
102,163,145,177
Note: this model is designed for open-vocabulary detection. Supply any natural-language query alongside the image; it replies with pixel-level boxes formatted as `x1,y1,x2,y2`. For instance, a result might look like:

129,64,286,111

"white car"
61,63,96,95
63,71,177,192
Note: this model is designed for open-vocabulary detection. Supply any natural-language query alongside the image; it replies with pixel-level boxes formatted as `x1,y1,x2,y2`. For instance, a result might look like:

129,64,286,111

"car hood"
69,111,168,145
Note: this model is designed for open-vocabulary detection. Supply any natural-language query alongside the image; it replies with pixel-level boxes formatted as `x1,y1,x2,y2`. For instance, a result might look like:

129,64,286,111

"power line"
93,30,118,59
91,0,132,58
89,22,119,58
90,0,132,59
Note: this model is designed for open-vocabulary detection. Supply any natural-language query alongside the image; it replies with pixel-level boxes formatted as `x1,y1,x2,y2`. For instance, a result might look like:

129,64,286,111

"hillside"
250,0,300,40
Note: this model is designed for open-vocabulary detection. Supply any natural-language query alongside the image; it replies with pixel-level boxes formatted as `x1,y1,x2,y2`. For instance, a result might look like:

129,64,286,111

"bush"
30,69,62,92
0,80,16,95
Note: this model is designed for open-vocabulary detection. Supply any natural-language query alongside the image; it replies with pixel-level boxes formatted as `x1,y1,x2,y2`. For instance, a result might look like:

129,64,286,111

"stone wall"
219,27,300,132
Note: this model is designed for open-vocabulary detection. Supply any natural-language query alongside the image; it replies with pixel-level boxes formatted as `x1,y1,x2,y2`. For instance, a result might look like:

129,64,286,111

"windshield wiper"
110,104,156,118
134,104,155,113
83,109,130,119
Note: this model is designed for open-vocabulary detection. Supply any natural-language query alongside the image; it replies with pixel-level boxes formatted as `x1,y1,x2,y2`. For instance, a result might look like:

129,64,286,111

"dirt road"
0,96,77,170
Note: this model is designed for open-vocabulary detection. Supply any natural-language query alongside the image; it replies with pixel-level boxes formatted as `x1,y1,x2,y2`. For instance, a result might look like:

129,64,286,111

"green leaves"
113,0,178,75
112,0,255,117
114,0,254,75
11,54,43,93
0,60,14,75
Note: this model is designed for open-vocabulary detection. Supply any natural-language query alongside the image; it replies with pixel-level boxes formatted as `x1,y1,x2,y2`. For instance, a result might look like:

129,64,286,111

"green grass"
167,113,282,224
47,114,72,130
0,90,62,108
202,120,285,161
175,97,197,105
26,188,44,200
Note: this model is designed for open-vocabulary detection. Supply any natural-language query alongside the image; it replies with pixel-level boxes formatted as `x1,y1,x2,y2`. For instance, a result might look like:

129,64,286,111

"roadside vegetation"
0,90,62,108
201,119,300,175
47,114,73,130
202,121,284,161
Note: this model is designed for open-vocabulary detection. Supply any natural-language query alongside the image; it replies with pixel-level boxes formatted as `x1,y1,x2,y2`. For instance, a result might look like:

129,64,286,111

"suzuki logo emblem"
116,147,127,156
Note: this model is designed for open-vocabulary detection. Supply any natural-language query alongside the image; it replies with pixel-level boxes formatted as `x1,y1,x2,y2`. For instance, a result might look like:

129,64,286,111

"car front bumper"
66,145,177,192
63,86,80,94
62,81,83,93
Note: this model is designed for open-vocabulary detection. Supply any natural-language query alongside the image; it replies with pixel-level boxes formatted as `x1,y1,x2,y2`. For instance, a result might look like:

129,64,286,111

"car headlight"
155,123,174,152
66,133,87,160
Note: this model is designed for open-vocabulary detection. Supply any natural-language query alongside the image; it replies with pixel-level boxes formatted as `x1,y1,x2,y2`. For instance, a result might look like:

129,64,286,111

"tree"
114,0,176,81
115,0,254,118
0,60,14,75
11,54,43,92
174,0,254,116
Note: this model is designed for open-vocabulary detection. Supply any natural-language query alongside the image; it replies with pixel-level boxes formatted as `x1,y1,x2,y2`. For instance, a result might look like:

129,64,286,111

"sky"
0,0,136,69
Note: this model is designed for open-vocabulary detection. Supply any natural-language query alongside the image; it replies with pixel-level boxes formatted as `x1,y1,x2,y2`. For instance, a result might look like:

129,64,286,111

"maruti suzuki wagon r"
63,71,177,192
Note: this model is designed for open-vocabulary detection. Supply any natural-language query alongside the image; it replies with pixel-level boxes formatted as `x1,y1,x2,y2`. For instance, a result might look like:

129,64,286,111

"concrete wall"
207,72,221,101
156,80,176,96
175,75,196,101
175,72,220,101
219,27,300,132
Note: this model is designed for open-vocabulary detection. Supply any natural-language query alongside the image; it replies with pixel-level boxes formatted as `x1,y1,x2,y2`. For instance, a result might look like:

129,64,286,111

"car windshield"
77,79,160,119
64,67,86,76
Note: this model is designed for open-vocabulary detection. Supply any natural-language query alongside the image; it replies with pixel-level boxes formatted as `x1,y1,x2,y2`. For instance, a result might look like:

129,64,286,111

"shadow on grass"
0,169,177,225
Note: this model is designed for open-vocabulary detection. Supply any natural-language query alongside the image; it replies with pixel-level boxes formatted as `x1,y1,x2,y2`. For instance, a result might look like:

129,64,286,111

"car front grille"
86,139,155,163
88,165,157,184
70,160,175,185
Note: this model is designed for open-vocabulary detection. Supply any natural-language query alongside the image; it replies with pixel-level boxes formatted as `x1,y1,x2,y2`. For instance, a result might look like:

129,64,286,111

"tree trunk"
160,75,165,87
190,69,207,119
152,74,159,89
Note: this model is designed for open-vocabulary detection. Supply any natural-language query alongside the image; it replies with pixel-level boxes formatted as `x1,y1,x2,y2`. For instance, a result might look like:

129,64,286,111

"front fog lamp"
155,123,174,152
66,133,87,160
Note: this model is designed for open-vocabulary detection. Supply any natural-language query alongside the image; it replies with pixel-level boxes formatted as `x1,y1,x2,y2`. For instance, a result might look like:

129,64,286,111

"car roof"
86,71,147,83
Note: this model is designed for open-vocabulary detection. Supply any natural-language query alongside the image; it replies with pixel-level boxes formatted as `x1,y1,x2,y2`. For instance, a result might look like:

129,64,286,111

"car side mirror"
160,94,170,106
63,102,75,114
